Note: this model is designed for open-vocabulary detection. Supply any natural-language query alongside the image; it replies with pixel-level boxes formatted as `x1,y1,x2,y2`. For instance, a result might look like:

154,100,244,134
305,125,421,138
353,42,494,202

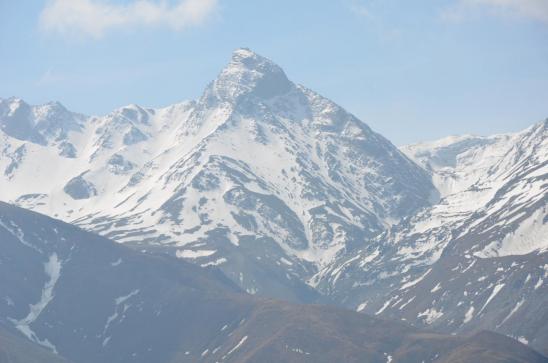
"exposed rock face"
63,174,98,200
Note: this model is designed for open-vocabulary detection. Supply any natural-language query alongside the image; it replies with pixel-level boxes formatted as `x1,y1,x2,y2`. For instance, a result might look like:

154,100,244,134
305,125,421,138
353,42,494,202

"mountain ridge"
318,118,547,354
0,49,546,355
0,49,437,304
1,201,546,363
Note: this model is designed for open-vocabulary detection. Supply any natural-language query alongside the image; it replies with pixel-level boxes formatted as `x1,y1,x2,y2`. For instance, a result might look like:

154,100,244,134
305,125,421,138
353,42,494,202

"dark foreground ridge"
0,201,546,363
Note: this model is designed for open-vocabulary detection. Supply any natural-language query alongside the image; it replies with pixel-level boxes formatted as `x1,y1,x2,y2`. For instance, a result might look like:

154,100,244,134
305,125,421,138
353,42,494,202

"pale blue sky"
1,0,547,144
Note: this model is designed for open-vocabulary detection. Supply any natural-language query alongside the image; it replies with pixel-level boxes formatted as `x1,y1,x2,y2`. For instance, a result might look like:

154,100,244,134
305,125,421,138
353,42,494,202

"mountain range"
0,48,546,360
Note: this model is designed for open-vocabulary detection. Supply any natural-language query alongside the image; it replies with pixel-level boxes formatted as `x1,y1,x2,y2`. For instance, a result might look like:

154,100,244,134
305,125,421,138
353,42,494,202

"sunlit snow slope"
318,120,548,355
0,49,435,302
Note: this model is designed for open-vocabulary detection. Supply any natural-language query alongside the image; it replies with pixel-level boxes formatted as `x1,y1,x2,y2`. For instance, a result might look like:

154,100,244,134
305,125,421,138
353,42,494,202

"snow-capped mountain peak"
0,97,85,151
205,48,293,104
0,49,547,355
0,49,436,303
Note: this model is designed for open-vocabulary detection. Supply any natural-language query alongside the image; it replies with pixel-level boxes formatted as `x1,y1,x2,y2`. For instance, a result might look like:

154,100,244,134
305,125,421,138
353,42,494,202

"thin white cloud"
40,0,219,38
346,1,402,41
349,1,373,19
443,0,548,24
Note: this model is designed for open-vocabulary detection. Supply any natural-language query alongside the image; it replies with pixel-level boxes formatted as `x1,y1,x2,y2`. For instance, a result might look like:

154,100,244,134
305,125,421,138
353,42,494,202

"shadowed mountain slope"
0,202,546,363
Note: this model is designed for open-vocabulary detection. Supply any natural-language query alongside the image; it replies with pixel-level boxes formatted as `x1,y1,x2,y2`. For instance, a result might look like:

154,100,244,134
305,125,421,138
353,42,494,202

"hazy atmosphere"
0,1,546,363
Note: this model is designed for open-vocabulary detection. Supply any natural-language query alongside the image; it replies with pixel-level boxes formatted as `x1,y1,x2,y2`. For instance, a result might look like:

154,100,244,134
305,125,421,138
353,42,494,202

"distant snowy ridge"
318,119,547,354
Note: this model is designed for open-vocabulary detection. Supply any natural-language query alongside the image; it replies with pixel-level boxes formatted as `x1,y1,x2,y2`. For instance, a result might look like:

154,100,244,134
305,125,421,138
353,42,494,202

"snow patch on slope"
10,253,62,353
475,209,548,258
